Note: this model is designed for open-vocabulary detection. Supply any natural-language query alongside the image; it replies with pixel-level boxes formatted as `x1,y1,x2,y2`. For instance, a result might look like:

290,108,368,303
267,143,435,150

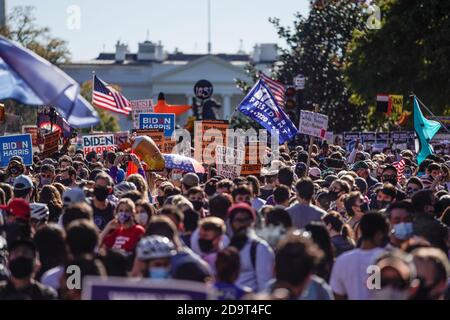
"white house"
61,40,278,129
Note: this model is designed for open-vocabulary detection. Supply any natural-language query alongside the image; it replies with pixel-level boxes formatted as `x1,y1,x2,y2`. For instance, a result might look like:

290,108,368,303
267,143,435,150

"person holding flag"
237,79,298,144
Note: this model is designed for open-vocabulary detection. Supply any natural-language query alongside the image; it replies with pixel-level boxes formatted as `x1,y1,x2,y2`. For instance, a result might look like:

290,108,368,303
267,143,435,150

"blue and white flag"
238,79,298,144
0,36,99,128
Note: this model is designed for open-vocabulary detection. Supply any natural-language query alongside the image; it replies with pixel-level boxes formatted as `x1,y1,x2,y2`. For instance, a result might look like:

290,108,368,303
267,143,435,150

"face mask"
9,256,34,279
136,212,149,226
329,191,339,201
375,200,390,210
229,229,249,250
392,222,413,240
371,286,410,300
198,238,215,253
171,173,182,181
191,200,204,211
117,211,132,224
40,177,52,186
94,187,109,201
61,178,72,187
360,203,369,213
149,267,169,279
156,196,165,206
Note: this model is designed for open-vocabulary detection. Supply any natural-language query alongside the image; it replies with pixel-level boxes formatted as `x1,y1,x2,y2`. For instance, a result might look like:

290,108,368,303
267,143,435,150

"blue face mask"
392,222,413,240
149,267,169,279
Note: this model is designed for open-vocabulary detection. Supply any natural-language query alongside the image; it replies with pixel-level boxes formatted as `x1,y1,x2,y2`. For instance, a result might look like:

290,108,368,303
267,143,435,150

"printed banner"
0,134,33,168
131,99,153,129
42,130,60,158
139,113,175,137
22,125,39,147
83,134,116,155
299,110,329,139
194,120,229,164
82,276,215,300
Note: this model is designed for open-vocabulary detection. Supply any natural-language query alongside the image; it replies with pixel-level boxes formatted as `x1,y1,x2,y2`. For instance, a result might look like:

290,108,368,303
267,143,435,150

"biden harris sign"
0,134,33,168
139,113,175,137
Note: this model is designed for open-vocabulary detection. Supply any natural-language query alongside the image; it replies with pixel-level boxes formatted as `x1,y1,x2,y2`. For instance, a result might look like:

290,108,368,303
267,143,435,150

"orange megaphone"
131,136,165,171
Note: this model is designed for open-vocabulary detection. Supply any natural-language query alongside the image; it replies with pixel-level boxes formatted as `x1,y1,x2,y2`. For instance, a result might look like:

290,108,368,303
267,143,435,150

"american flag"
92,75,131,115
259,72,285,108
163,153,205,173
393,158,406,178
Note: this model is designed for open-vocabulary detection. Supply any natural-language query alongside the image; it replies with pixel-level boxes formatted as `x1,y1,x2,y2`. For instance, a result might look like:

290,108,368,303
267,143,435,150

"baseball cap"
0,198,31,221
226,202,256,222
13,175,34,190
62,188,87,207
309,167,322,179
352,161,370,171
181,173,199,188
261,167,278,177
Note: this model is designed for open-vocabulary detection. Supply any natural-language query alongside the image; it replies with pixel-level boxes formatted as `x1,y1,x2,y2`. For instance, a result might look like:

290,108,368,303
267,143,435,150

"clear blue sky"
7,0,310,60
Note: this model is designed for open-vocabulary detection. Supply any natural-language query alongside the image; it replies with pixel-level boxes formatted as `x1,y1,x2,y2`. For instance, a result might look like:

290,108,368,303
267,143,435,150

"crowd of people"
0,137,449,300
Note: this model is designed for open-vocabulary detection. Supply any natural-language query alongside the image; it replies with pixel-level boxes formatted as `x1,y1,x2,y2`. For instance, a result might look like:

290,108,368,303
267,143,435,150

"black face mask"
375,200,391,210
198,238,215,253
9,256,34,279
156,196,165,206
94,187,109,201
360,203,369,213
191,200,204,211
329,191,339,201
61,178,72,187
229,229,248,250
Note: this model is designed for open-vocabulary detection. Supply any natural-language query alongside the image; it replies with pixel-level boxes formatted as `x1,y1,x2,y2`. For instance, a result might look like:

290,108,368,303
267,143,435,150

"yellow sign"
389,95,403,115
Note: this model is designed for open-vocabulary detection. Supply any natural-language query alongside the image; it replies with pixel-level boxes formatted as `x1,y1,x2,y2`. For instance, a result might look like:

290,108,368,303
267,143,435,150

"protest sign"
82,276,215,300
240,144,262,176
22,125,39,147
83,134,115,155
0,134,33,167
131,99,153,129
114,131,130,151
42,130,60,158
215,145,244,179
299,110,329,139
139,113,175,137
136,129,176,154
194,120,229,164
389,95,403,115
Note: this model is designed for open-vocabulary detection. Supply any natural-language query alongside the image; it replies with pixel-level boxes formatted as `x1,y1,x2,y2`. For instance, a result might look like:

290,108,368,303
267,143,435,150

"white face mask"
136,212,149,226
171,173,182,181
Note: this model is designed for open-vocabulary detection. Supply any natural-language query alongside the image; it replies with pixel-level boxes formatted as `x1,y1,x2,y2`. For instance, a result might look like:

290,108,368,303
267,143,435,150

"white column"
222,94,231,120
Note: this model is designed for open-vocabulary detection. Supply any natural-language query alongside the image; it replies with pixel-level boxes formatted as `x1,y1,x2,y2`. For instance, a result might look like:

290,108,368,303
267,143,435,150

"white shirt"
330,247,384,300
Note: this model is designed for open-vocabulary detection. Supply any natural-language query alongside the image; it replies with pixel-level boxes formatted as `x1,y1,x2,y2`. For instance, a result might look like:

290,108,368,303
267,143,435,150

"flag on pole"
413,97,441,164
259,72,286,108
238,79,298,144
92,75,131,115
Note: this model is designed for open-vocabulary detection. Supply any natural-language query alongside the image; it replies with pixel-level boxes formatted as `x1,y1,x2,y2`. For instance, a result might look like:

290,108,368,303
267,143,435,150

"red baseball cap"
226,202,256,222
0,198,31,222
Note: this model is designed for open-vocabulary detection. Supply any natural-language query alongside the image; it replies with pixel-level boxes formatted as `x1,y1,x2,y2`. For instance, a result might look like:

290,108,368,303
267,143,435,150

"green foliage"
0,6,71,132
271,0,368,132
0,6,70,64
345,0,450,129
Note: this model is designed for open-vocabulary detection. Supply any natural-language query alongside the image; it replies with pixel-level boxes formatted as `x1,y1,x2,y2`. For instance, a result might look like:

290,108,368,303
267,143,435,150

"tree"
80,81,120,133
236,0,368,133
273,0,369,132
0,6,70,64
345,0,450,130
0,6,71,130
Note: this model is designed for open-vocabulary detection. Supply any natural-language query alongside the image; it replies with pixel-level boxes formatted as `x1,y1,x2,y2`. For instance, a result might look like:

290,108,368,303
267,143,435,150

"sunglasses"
382,174,397,180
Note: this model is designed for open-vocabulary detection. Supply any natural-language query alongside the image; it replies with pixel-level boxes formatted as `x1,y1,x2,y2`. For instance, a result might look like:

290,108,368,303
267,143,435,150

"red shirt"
103,224,145,252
